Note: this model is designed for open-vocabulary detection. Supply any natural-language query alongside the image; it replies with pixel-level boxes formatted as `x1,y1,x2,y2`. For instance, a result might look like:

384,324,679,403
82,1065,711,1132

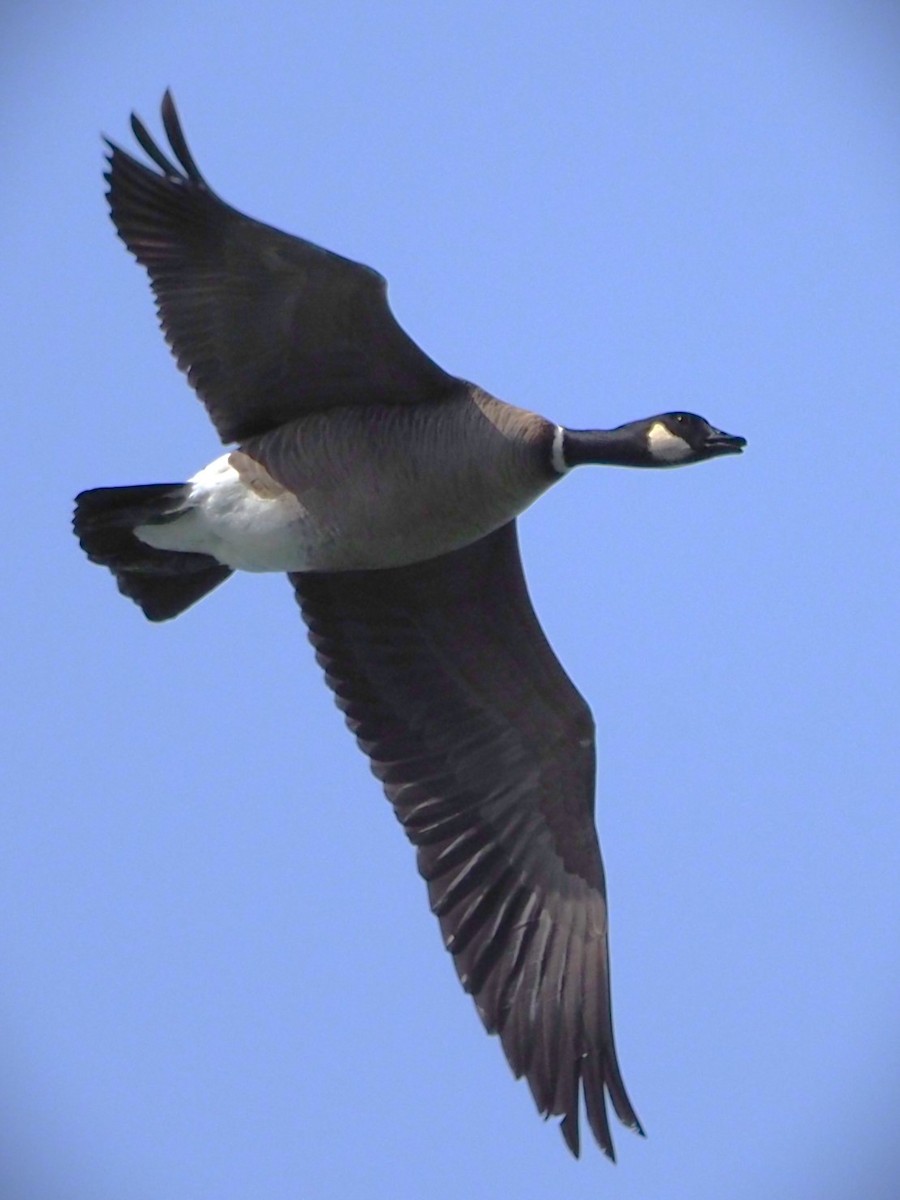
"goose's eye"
674,413,686,424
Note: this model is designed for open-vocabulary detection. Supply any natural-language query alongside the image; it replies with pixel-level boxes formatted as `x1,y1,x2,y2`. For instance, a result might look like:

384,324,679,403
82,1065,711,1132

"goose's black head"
558,412,746,471
642,411,746,466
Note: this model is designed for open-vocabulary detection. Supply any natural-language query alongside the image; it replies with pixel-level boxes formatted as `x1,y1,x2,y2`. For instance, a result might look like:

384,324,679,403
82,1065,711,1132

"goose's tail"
73,483,232,622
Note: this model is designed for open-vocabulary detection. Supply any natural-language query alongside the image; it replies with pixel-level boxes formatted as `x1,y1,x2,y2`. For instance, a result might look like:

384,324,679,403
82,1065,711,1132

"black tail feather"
73,483,232,621
112,560,233,622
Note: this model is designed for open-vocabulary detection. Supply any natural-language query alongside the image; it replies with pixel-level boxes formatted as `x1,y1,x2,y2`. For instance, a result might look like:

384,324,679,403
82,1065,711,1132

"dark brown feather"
104,92,457,443
289,521,642,1157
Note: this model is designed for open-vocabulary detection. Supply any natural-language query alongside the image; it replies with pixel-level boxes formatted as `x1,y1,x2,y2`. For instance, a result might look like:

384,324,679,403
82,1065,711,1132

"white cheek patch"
647,422,693,463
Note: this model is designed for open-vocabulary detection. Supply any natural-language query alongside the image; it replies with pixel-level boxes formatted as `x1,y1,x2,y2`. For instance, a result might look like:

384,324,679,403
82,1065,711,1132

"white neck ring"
550,425,569,475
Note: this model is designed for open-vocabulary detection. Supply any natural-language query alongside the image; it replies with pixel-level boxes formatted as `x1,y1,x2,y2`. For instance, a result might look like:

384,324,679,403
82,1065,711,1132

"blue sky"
3,2,900,1197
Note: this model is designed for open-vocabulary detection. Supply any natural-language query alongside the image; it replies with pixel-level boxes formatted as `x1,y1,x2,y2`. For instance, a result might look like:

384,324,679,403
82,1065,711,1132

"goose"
73,92,746,1160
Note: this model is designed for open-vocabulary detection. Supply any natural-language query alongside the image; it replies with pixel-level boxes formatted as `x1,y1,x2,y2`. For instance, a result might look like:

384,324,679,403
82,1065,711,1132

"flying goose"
73,92,745,1160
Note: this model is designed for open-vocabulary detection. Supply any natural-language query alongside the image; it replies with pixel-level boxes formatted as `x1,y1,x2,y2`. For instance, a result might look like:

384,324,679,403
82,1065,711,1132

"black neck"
561,427,652,469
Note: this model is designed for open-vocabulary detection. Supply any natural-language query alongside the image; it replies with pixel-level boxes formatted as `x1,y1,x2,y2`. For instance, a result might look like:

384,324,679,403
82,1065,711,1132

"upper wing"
289,522,642,1158
105,91,458,443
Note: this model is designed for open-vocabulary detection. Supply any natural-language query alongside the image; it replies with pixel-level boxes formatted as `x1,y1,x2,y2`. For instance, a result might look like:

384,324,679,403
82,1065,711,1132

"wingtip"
559,1112,581,1159
161,87,177,120
160,88,207,186
559,1093,624,1162
126,104,182,178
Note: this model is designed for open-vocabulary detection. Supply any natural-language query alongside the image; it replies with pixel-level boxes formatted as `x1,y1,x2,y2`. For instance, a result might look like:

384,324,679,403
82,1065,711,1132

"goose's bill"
704,428,747,456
